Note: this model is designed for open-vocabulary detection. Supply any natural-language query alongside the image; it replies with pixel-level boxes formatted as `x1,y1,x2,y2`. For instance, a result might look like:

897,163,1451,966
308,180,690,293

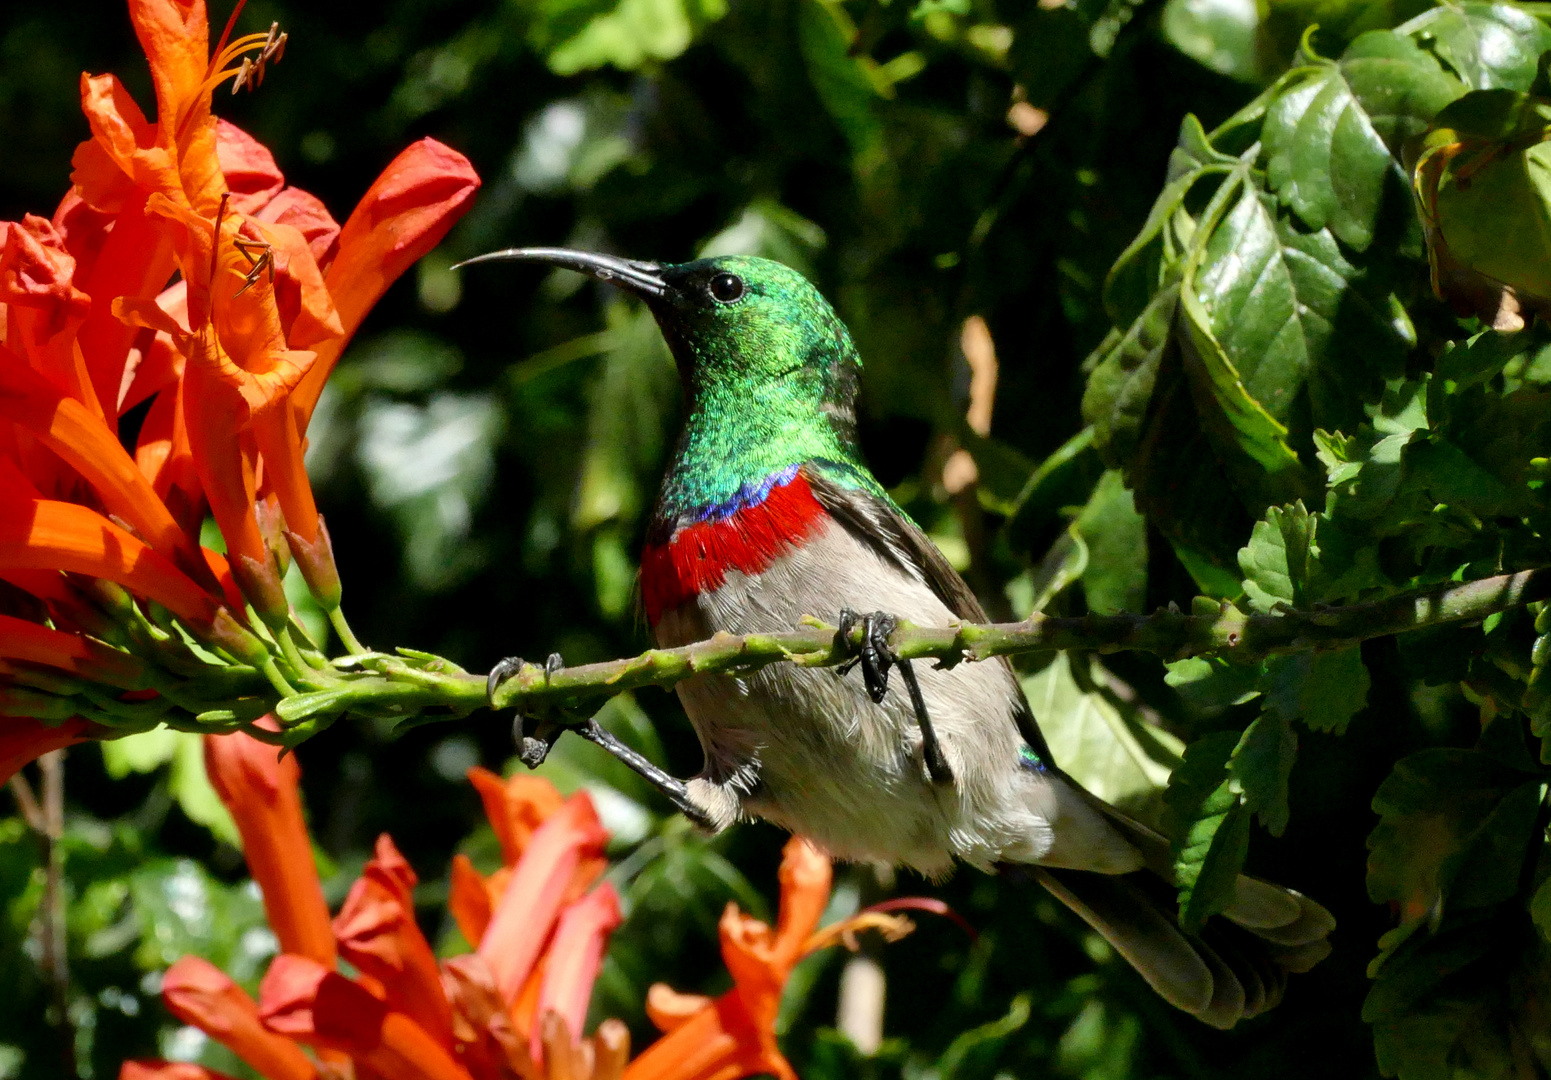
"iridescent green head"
458,248,871,517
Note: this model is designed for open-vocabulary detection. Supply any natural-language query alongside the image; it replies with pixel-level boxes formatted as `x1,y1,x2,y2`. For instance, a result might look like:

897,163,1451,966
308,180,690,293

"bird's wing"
803,461,1054,765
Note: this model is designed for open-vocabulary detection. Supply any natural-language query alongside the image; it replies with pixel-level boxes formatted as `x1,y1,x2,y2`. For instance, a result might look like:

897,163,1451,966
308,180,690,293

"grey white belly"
652,517,1131,878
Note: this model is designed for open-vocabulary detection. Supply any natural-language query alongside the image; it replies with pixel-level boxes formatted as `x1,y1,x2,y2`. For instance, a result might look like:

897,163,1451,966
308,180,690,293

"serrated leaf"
1265,647,1370,733
1083,283,1180,468
1229,708,1298,835
1165,655,1266,711
1189,180,1412,437
1163,731,1251,930
1238,501,1318,611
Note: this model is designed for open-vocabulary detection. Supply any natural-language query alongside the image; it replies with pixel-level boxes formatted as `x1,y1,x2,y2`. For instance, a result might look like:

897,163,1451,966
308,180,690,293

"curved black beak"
452,247,670,299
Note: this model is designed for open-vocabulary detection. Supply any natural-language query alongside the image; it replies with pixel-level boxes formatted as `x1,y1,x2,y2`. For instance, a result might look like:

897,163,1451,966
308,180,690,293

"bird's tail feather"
1025,794,1334,1028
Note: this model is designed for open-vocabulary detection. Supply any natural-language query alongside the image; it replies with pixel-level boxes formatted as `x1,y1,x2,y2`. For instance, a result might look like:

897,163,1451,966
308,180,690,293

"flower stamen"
232,235,275,298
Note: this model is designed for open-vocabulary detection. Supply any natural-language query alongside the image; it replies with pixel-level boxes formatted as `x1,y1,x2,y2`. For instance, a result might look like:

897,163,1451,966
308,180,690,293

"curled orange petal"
0,613,143,688
258,955,475,1080
120,1062,242,1080
0,716,96,786
467,766,566,866
161,955,318,1080
448,853,494,948
0,341,205,577
0,475,223,632
332,834,454,1048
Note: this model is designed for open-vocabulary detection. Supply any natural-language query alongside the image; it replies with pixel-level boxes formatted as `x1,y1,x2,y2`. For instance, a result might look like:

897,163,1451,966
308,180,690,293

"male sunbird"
466,248,1333,1027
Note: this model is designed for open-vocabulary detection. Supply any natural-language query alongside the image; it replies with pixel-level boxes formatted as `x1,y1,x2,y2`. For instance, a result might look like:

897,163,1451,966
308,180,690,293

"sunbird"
467,248,1334,1027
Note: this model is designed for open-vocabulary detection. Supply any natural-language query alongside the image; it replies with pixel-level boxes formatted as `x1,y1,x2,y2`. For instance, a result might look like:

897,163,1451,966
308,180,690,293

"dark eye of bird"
708,272,745,304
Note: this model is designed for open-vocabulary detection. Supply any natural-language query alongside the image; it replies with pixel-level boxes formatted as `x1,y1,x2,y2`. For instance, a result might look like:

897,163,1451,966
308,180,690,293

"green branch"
58,566,1551,741
475,566,1551,710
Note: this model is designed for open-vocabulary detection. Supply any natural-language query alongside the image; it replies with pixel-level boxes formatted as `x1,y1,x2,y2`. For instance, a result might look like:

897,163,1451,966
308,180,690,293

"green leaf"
101,729,238,847
1367,751,1542,929
1025,654,1185,831
1262,0,1433,58
1531,876,1551,943
1163,731,1252,930
536,0,729,74
1265,647,1371,733
130,858,272,986
1262,63,1402,250
1165,655,1266,712
1072,470,1148,614
1229,707,1298,835
1397,2,1551,92
1187,178,1412,438
1429,91,1551,311
1083,284,1180,469
1161,0,1267,84
1239,501,1318,611
798,0,883,157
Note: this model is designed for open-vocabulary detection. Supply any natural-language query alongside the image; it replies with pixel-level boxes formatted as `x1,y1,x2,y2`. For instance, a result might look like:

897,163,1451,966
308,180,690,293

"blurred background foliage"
0,0,1533,1076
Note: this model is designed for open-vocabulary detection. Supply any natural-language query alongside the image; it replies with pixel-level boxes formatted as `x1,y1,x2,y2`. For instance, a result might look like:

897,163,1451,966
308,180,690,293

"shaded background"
0,0,1466,1077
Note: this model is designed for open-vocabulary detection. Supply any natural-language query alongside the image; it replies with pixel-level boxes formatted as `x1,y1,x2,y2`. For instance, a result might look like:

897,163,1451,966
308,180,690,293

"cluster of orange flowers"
118,728,904,1080
0,0,478,780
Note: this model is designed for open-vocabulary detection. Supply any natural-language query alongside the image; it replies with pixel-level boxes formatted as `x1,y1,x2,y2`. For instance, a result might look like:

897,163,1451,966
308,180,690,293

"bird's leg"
572,719,716,831
836,608,954,786
487,653,714,828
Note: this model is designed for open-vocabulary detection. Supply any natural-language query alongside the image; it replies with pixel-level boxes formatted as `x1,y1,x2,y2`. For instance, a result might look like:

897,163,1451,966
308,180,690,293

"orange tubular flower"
122,744,936,1080
624,837,933,1080
1,0,480,782
123,747,636,1080
204,728,336,967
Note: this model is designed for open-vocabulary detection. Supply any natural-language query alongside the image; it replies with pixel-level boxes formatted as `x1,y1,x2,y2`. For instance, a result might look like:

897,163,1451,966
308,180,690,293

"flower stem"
327,606,367,656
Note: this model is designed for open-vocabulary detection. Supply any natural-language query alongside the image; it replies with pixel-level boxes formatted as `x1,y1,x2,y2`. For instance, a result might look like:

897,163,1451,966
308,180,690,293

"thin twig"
10,753,77,1077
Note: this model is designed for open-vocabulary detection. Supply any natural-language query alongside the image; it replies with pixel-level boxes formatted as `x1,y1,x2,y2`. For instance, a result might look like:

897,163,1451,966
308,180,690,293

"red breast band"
640,471,828,626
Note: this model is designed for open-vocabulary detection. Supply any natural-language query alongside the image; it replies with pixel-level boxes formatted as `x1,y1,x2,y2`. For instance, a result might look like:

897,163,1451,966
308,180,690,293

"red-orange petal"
0,341,203,575
478,791,608,1004
0,613,143,688
623,994,796,1080
294,139,479,425
258,955,475,1080
447,853,493,949
120,1062,242,1080
467,766,565,866
0,476,222,630
0,216,101,417
216,119,285,215
161,955,318,1080
0,716,96,786
204,730,336,967
532,883,622,1064
332,835,454,1048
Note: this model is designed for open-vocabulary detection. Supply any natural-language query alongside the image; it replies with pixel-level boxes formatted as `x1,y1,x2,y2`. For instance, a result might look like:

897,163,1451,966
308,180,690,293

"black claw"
837,608,954,787
545,652,564,680
486,656,527,705
512,713,564,769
